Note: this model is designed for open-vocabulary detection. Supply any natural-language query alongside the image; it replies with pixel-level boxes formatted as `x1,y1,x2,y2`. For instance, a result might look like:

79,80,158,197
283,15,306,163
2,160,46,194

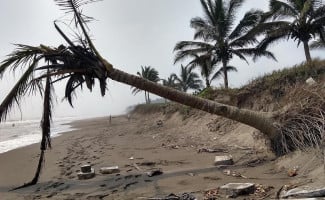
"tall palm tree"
174,0,276,89
161,74,179,89
258,0,325,63
184,53,237,88
131,66,159,104
0,0,319,188
171,65,203,92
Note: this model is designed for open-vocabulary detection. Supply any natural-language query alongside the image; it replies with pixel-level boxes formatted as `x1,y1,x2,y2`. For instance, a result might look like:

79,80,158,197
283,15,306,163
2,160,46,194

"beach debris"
214,155,234,166
77,165,95,180
156,120,163,127
80,164,92,173
222,169,247,178
129,156,134,160
138,161,156,166
197,147,227,153
281,186,325,199
287,166,299,177
99,166,120,174
219,183,255,198
133,163,143,172
306,77,316,85
204,188,219,199
146,168,163,177
253,184,274,199
187,172,195,177
147,193,197,200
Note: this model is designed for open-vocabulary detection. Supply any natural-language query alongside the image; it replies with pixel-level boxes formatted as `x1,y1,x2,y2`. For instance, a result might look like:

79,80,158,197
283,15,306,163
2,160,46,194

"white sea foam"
0,117,81,154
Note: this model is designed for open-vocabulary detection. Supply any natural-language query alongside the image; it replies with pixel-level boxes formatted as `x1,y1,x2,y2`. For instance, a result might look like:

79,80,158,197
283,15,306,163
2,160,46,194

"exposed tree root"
272,84,325,156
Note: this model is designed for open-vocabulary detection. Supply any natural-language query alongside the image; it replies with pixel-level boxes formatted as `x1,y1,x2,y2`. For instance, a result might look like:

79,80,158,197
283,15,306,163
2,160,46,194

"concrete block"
219,183,255,197
214,155,234,166
77,168,95,180
281,186,325,199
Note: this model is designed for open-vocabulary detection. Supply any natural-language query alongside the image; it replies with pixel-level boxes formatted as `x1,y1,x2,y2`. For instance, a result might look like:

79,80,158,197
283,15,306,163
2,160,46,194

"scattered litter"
77,165,95,180
99,166,120,174
197,147,227,153
204,188,219,200
223,169,247,178
287,166,299,177
147,192,197,200
214,155,234,166
129,156,134,160
253,184,274,199
219,183,255,198
80,164,92,173
187,173,195,177
146,168,163,177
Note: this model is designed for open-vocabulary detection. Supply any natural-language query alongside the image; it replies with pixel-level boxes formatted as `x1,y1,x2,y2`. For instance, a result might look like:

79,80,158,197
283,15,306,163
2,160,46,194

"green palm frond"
310,38,325,49
210,65,237,82
0,45,45,76
269,0,298,19
130,66,160,100
0,57,41,122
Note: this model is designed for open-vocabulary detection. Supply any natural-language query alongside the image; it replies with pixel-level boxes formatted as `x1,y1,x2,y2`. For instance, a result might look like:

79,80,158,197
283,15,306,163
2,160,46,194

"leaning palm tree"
131,66,159,104
171,65,203,92
0,0,323,188
257,0,325,63
174,0,276,89
184,53,237,88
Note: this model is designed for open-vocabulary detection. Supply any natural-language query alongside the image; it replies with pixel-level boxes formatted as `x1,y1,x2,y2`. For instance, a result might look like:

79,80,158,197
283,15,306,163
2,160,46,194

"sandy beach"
0,111,324,199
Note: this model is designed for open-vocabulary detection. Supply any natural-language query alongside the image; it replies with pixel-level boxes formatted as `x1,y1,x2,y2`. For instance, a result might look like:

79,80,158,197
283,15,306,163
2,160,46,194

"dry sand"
0,112,323,199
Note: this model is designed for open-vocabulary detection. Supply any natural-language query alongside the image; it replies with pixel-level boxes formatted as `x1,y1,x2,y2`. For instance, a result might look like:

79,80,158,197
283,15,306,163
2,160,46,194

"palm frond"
0,45,44,77
0,57,40,122
269,0,298,19
210,65,237,82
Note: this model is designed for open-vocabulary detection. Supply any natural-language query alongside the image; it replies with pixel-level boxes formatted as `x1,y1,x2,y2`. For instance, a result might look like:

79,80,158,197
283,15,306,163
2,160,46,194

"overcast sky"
0,0,324,120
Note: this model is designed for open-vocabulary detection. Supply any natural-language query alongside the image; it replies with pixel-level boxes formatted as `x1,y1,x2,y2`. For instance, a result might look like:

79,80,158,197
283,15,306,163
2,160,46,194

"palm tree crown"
258,0,325,62
185,53,237,88
171,65,203,92
131,66,159,103
174,0,275,89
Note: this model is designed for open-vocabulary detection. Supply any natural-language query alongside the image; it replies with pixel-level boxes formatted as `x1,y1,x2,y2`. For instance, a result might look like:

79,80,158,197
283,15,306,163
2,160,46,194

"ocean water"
0,117,80,154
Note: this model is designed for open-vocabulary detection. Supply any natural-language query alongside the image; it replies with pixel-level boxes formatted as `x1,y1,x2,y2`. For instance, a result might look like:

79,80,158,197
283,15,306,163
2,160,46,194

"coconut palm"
184,53,237,88
0,0,320,188
310,36,325,49
131,66,159,104
174,0,276,89
257,0,325,63
161,74,178,90
171,65,203,92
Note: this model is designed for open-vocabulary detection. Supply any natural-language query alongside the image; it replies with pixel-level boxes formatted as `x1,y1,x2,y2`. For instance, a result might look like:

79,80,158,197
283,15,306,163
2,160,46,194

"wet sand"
0,113,323,199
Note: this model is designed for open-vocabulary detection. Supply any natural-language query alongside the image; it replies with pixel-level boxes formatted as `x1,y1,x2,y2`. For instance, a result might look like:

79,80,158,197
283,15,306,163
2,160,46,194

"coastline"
0,114,322,199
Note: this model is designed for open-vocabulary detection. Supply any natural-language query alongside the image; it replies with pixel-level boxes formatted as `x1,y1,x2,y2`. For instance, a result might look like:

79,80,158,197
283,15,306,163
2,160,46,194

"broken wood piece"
146,169,163,177
99,166,120,174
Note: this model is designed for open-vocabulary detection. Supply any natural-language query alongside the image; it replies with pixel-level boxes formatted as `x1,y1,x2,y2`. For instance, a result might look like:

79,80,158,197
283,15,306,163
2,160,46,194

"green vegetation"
257,0,325,63
174,0,276,89
131,66,160,104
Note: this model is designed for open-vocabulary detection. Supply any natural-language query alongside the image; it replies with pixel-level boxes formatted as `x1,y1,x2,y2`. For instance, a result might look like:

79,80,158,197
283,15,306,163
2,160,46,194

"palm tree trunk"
107,67,278,139
303,41,312,63
147,92,151,104
222,60,229,89
206,78,210,88
144,91,148,103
